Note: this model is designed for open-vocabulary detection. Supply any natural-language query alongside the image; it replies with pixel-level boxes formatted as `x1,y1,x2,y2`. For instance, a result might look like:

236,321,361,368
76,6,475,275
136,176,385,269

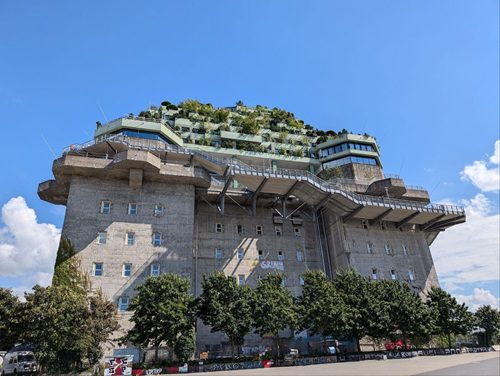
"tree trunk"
356,337,361,353
154,347,159,364
323,335,328,355
447,333,452,349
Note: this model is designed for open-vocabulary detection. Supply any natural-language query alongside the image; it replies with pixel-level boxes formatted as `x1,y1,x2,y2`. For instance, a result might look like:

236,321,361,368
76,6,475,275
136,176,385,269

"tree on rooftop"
253,274,297,358
196,272,255,356
426,286,474,349
475,305,500,346
126,273,196,363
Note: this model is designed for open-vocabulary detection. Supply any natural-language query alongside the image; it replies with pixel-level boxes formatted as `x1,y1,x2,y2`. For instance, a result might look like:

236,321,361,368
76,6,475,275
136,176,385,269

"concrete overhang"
38,179,69,205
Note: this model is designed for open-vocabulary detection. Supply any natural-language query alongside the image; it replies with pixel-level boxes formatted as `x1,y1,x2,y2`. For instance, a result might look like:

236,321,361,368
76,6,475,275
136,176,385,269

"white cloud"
0,197,61,293
460,140,500,192
431,193,500,291
454,288,500,312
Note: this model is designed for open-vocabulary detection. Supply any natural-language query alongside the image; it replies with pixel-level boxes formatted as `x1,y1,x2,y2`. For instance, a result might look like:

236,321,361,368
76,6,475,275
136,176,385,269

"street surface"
190,351,499,376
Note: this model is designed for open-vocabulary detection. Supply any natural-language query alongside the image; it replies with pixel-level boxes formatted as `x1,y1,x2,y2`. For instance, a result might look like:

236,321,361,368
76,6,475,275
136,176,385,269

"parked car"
0,351,37,375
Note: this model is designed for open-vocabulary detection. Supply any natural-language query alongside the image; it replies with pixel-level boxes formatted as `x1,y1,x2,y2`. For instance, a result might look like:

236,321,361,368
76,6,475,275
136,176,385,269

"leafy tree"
426,287,474,348
126,273,196,363
333,271,389,352
378,280,433,346
0,288,21,350
297,271,353,353
475,305,500,346
212,109,230,123
253,274,297,357
197,272,255,356
52,237,89,291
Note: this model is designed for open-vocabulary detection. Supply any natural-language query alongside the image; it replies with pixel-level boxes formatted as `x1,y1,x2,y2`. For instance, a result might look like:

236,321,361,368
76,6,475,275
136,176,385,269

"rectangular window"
408,269,415,281
118,297,129,311
215,248,223,259
277,250,284,261
215,223,223,233
97,231,107,244
237,248,244,260
100,201,111,214
150,263,160,277
152,232,162,247
258,250,264,261
390,269,397,280
371,268,378,280
256,225,263,235
128,203,138,215
362,220,368,229
281,277,287,287
238,274,245,285
384,244,392,255
402,244,409,256
126,232,135,246
299,276,305,286
275,226,282,236
294,227,301,237
237,225,242,235
122,263,132,277
380,221,387,230
154,204,164,217
296,250,304,262
93,262,103,277
367,242,374,254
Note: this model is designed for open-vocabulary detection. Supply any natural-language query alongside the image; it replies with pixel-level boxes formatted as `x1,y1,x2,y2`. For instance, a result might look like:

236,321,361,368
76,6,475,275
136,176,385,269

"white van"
0,351,37,375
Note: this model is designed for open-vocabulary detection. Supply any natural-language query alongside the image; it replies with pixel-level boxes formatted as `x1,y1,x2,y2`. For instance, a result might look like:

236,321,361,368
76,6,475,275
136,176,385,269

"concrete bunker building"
38,102,465,355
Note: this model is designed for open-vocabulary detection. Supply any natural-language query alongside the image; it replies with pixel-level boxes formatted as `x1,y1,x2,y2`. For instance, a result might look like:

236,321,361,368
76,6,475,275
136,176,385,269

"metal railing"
61,135,465,216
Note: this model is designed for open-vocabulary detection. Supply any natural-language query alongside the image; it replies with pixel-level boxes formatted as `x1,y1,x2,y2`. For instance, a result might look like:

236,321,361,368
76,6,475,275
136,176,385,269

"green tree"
126,273,196,363
253,274,297,357
426,287,474,348
333,271,389,352
0,288,21,350
197,272,255,356
475,305,500,346
297,271,353,353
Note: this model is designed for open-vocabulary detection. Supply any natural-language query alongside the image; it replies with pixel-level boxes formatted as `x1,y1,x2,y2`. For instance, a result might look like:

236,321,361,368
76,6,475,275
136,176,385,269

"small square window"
152,232,162,247
256,225,263,235
150,263,160,277
215,248,223,259
215,223,223,233
100,201,111,214
408,269,415,281
371,268,378,280
390,270,397,280
93,263,103,277
118,297,129,311
237,248,244,260
238,274,245,285
299,276,305,286
296,250,304,262
275,226,282,236
258,250,264,261
361,220,368,229
277,250,284,261
237,225,242,235
126,232,135,246
281,277,287,287
97,231,107,245
367,242,374,254
384,244,392,255
122,263,132,277
402,244,409,256
154,205,164,217
294,228,301,237
128,203,138,216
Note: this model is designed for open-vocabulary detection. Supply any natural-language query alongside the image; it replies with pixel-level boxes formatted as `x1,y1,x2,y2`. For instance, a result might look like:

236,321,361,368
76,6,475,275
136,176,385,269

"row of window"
92,262,160,278
97,231,163,246
366,242,410,256
99,201,165,217
371,268,415,281
216,248,305,261
319,142,374,158
322,156,378,170
216,223,302,237
361,220,417,232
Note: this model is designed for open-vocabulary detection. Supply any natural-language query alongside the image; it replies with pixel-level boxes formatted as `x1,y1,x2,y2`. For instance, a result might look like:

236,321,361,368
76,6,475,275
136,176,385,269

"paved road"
190,352,499,376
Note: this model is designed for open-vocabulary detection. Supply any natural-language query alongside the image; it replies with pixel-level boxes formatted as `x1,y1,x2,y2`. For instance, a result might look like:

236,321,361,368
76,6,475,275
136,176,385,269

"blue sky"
0,1,498,307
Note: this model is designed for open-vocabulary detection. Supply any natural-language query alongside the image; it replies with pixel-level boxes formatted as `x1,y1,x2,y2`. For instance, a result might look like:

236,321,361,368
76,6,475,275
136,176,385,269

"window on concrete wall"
128,203,138,216
384,244,392,255
299,276,305,286
258,250,264,261
215,248,223,259
93,263,103,277
371,268,378,280
281,277,287,287
122,263,132,277
380,221,387,230
100,201,111,214
237,225,243,235
150,263,160,277
408,269,415,281
294,227,301,237
361,220,369,229
154,204,164,217
118,297,129,311
275,226,282,236
390,269,397,280
152,232,162,247
402,244,409,256
237,248,244,260
366,242,374,254
256,225,263,235
296,250,304,262
126,232,135,246
277,250,284,261
97,231,107,244
238,274,245,285
215,223,223,233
